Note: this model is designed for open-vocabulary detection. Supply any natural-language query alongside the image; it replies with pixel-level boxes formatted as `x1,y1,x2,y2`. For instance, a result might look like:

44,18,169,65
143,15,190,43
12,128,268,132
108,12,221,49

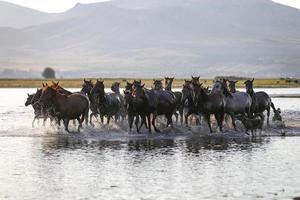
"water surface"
1,88,300,200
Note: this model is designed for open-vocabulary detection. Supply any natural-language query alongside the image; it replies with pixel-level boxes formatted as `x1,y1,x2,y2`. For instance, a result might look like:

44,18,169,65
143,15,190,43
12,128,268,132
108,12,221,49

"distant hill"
0,0,300,78
0,1,60,28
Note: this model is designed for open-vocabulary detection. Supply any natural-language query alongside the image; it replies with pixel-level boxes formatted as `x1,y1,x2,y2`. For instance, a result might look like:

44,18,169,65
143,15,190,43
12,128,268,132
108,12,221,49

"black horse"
90,80,122,124
165,77,183,124
81,79,99,126
193,82,225,133
181,80,201,126
133,81,177,133
244,78,277,126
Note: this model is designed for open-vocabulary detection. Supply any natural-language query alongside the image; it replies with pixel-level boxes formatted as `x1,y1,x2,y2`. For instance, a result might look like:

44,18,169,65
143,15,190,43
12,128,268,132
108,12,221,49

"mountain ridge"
0,0,300,78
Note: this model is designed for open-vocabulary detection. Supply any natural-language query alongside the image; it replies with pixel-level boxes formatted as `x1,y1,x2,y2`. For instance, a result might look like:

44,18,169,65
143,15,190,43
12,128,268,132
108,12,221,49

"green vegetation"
0,78,299,88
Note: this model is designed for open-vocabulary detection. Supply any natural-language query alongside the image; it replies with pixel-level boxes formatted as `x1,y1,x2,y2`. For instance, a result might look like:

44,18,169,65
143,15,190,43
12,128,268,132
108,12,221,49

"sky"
2,0,300,13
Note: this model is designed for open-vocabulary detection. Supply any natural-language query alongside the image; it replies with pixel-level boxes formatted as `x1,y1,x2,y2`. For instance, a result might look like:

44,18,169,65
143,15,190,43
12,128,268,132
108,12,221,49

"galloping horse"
39,85,89,132
90,80,122,124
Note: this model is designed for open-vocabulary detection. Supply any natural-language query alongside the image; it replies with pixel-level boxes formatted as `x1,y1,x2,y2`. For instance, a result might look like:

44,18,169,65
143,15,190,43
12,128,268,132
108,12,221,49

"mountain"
0,1,60,28
0,0,300,78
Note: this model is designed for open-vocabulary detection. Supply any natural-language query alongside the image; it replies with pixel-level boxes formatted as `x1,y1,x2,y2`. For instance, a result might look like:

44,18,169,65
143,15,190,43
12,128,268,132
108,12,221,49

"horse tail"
270,101,276,113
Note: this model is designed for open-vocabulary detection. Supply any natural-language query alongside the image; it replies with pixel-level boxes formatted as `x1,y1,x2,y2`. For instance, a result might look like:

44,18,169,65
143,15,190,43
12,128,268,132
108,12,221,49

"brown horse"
39,86,89,132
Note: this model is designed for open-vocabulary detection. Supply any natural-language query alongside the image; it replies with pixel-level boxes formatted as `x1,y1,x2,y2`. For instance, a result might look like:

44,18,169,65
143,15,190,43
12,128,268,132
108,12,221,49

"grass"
0,78,299,88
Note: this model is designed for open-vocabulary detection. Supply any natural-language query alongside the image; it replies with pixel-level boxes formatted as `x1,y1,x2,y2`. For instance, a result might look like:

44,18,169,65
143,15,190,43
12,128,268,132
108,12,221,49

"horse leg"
230,113,237,131
32,116,37,128
64,119,70,133
147,114,152,134
179,108,184,125
267,106,270,127
43,116,47,127
77,117,82,132
107,116,111,125
205,113,213,133
216,113,224,132
185,110,192,127
127,114,133,133
89,113,95,127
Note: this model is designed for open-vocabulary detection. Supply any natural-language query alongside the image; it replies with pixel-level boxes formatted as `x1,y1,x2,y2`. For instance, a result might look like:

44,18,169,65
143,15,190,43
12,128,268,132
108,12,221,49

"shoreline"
0,78,300,88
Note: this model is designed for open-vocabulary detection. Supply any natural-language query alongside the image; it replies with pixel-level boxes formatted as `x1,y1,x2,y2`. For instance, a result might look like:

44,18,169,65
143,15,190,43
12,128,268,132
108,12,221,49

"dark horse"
133,82,177,133
81,79,99,126
90,80,122,124
165,77,184,124
181,80,201,126
39,86,89,132
193,82,225,133
111,82,127,121
244,79,277,126
124,81,149,133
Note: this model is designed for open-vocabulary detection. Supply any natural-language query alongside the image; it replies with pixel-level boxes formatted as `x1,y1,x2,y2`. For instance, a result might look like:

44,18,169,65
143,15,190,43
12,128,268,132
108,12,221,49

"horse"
81,79,99,126
90,80,122,124
181,80,201,126
124,89,148,133
244,78,277,126
38,86,89,132
228,80,238,93
193,82,226,133
25,91,43,127
211,80,252,130
165,77,184,124
111,82,127,121
133,82,177,133
153,79,163,91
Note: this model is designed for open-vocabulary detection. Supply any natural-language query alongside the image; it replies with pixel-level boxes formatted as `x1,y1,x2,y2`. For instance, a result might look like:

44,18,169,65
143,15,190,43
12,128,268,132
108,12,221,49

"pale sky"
2,0,300,13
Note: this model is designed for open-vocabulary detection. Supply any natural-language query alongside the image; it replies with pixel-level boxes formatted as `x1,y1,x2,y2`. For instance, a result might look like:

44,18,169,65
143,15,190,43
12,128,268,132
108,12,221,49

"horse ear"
27,93,30,97
142,84,145,88
42,83,45,87
252,78,254,82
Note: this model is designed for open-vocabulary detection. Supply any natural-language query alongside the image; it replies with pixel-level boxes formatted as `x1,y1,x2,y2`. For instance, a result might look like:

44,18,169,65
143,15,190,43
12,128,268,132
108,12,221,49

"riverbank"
0,78,300,88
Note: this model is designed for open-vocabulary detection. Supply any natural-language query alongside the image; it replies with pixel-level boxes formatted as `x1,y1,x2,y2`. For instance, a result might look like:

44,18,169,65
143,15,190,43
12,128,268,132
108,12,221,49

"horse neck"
165,81,172,91
247,88,255,97
113,89,120,95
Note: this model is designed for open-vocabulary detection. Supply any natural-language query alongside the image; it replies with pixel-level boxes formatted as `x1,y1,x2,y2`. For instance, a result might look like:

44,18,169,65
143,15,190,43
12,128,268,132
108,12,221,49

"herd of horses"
25,77,282,134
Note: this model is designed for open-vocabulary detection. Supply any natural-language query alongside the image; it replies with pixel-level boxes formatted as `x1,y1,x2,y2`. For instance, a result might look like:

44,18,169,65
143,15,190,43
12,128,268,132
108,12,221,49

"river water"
1,88,300,200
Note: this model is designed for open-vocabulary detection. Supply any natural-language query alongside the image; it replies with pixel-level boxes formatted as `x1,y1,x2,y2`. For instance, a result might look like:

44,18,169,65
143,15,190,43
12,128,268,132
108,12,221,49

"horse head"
125,81,134,92
191,76,200,85
244,78,254,94
81,79,94,95
111,82,121,94
91,79,105,96
228,80,238,93
153,79,163,90
212,80,232,97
